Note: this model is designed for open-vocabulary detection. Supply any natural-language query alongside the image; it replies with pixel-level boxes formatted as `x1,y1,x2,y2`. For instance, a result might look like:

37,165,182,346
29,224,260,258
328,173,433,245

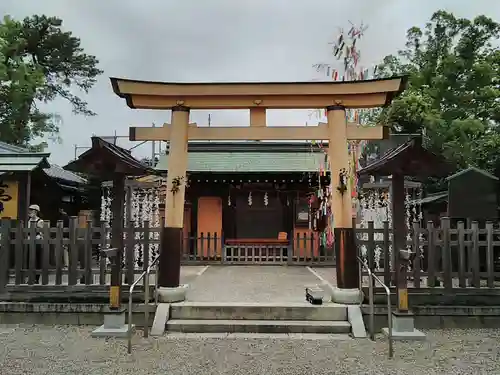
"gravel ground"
1,325,500,374
186,266,320,302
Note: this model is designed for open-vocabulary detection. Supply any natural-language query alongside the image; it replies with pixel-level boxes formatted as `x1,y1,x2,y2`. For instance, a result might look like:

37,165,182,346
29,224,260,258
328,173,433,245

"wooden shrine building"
155,141,330,259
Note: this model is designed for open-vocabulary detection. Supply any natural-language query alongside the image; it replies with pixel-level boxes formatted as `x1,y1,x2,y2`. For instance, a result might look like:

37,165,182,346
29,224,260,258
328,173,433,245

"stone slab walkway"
6,265,206,286
186,266,321,303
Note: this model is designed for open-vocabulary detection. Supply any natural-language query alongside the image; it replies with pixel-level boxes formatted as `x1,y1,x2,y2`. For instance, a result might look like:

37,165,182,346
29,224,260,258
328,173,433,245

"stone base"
157,285,188,303
91,310,134,338
381,327,426,341
91,324,135,338
381,310,426,341
392,311,416,332
331,288,363,304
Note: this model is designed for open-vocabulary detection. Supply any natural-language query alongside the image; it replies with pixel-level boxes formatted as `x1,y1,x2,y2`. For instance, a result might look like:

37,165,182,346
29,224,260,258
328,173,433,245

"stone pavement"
186,266,321,302
7,265,207,286
1,325,499,374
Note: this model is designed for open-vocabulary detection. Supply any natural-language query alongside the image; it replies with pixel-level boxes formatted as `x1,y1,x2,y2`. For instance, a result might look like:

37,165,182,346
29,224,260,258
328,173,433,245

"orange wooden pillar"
327,104,358,289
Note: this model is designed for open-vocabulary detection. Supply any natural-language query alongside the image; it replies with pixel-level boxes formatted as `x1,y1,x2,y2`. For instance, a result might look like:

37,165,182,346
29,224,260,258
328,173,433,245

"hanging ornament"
248,191,252,206
228,194,231,206
152,187,161,259
263,192,268,206
417,188,423,222
100,188,107,222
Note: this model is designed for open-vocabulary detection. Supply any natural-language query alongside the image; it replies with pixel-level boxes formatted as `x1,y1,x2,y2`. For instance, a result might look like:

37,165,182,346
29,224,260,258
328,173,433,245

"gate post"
327,104,362,304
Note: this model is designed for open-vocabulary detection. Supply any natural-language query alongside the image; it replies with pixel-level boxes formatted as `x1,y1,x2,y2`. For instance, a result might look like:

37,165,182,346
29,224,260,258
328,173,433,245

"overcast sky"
1,0,499,165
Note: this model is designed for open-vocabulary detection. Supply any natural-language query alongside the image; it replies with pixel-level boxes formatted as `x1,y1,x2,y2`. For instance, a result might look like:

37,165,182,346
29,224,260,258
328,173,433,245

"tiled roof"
358,137,451,179
0,153,50,172
0,141,29,153
65,137,157,177
44,164,87,184
155,142,328,173
157,151,327,173
0,141,87,183
445,166,498,181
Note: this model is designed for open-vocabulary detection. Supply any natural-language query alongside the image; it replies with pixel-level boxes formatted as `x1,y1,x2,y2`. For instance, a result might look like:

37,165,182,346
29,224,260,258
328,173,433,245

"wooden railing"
0,218,336,292
358,217,500,291
2,216,499,298
183,233,335,264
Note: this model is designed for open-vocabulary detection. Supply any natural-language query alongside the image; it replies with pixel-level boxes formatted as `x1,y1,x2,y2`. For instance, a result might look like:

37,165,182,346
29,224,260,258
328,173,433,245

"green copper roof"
156,150,327,173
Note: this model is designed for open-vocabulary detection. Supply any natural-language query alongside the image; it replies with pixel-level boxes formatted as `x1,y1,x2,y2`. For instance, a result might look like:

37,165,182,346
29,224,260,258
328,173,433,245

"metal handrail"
127,255,160,354
357,256,393,358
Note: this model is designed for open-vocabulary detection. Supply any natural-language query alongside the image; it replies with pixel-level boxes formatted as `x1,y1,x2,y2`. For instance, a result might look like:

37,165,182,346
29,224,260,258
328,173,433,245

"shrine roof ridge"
174,141,328,153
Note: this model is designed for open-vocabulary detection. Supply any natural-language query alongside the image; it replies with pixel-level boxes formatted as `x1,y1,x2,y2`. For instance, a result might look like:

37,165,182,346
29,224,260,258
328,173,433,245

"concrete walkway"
7,266,207,286
186,266,322,303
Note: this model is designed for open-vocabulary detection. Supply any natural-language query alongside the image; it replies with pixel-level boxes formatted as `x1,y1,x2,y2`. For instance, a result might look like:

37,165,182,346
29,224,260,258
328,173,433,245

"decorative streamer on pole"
310,21,378,247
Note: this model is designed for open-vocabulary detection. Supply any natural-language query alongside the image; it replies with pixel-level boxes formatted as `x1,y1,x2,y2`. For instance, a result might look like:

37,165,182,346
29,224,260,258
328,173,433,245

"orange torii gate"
111,77,407,302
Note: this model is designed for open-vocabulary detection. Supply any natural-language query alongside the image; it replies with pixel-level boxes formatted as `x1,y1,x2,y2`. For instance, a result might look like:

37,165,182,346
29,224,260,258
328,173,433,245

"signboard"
0,179,18,219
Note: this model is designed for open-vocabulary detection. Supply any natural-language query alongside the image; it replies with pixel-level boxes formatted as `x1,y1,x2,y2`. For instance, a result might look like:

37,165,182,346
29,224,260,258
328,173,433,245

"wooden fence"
2,217,500,303
183,232,334,264
0,218,334,292
358,217,500,297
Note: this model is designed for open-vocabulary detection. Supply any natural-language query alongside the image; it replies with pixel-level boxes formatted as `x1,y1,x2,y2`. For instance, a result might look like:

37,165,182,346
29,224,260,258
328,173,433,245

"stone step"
170,302,347,321
167,319,351,334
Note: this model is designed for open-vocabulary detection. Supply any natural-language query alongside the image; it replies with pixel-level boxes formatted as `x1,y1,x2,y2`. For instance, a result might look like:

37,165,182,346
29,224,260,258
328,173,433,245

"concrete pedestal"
91,307,134,338
382,311,426,341
331,287,363,304
157,284,188,303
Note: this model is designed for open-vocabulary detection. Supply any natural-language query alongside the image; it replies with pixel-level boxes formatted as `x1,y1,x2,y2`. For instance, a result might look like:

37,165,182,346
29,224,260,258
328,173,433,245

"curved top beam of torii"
110,76,407,110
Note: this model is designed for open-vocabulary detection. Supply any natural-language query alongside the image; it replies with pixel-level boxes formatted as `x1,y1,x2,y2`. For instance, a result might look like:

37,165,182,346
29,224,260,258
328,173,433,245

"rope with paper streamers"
309,21,378,247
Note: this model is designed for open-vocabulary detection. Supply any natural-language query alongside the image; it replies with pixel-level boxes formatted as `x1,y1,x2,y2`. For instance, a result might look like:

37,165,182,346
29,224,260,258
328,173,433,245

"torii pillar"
327,104,360,303
157,106,190,302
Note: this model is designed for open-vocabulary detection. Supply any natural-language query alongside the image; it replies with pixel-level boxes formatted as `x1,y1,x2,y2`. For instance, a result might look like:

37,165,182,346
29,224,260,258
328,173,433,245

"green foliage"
375,10,500,174
0,15,102,149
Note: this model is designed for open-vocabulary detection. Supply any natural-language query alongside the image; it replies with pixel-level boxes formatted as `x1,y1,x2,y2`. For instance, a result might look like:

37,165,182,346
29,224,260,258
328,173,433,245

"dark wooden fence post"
68,217,79,285
41,221,51,285
383,221,391,286
366,221,375,272
125,221,135,285
486,221,495,288
27,222,36,285
14,221,23,285
0,218,11,293
98,221,107,285
101,247,124,310
84,220,93,285
143,221,151,289
440,217,452,290
412,221,421,288
426,221,436,287
54,220,64,285
457,221,466,288
470,221,480,287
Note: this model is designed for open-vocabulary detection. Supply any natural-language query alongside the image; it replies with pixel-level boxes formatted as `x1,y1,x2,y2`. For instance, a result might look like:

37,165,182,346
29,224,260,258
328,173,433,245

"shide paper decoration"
100,184,161,268
309,21,376,247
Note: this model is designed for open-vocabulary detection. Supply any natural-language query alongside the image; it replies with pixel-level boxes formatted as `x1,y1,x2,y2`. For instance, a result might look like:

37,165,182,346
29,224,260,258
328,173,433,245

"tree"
375,11,500,174
0,15,102,150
